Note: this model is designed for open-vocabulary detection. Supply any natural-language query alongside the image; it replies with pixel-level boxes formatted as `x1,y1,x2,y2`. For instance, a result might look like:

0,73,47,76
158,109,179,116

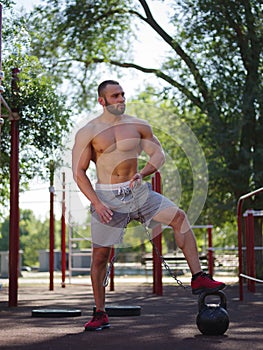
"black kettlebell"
196,290,229,335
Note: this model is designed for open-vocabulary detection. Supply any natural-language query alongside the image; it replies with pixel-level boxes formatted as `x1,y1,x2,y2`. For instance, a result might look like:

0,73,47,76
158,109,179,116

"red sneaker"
191,272,225,295
84,310,110,331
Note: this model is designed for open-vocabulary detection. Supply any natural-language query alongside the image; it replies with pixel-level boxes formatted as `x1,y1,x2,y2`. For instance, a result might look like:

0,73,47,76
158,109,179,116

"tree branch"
220,0,260,73
136,0,211,104
220,1,250,70
91,57,204,110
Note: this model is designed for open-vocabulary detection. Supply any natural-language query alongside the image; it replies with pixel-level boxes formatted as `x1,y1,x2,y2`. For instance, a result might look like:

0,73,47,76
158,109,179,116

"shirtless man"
72,80,225,331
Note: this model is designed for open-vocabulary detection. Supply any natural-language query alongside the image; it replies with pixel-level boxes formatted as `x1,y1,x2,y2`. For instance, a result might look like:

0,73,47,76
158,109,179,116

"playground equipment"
237,187,263,301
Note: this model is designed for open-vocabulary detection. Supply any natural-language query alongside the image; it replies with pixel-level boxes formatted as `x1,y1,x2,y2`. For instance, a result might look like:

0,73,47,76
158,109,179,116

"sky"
13,0,174,221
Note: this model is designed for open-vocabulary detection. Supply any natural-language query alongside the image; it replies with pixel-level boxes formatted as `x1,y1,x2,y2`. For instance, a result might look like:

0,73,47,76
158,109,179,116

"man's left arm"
130,123,165,188
139,134,165,178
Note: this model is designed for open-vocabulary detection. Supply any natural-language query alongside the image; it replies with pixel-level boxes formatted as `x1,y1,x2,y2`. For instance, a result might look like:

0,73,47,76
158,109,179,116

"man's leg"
153,207,202,273
153,207,225,294
84,246,111,331
91,246,112,311
168,208,202,275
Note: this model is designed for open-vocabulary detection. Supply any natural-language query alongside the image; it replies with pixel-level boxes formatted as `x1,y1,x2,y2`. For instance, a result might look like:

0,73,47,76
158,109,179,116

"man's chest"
92,124,141,154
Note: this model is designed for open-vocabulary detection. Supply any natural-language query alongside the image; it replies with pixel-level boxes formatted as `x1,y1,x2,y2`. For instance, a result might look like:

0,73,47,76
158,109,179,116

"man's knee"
172,209,191,235
92,247,111,267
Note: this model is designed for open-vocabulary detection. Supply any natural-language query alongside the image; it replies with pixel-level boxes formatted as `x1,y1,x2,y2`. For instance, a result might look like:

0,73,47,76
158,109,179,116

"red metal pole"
244,212,250,291
248,211,255,293
151,176,156,293
245,209,255,293
61,172,66,288
49,161,55,291
152,172,163,296
9,64,20,307
2,3,20,307
8,119,19,307
237,196,244,301
207,226,214,276
109,247,114,291
237,187,263,301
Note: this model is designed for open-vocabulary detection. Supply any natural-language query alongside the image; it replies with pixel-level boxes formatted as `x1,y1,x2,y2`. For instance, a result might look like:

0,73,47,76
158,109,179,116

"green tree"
0,209,62,266
0,216,9,251
19,209,49,266
0,3,72,218
20,213,62,267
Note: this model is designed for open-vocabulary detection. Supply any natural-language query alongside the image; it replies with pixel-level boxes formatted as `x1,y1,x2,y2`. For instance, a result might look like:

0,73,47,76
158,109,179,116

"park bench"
141,254,208,276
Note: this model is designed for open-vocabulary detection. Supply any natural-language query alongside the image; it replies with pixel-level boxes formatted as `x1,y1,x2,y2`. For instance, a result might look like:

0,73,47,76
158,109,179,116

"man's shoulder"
74,118,98,143
77,116,100,132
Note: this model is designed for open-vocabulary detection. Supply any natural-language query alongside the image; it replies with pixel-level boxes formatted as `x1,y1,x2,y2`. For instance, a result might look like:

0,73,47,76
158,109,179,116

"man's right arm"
72,128,100,206
72,128,113,223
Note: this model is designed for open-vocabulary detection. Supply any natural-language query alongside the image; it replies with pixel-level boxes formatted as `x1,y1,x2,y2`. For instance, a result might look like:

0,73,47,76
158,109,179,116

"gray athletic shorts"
90,181,177,247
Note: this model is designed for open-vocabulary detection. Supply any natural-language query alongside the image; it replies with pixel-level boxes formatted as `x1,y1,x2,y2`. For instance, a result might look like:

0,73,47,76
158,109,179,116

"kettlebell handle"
198,290,227,311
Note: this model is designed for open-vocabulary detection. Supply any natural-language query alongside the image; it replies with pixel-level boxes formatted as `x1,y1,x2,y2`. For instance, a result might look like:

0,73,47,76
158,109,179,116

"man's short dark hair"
98,80,119,97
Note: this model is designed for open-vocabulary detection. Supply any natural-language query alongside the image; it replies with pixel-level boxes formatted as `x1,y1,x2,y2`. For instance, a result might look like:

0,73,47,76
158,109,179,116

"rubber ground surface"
0,281,262,350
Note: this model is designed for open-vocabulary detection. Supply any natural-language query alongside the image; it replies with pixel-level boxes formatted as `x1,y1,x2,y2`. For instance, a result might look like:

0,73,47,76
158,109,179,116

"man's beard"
105,99,126,115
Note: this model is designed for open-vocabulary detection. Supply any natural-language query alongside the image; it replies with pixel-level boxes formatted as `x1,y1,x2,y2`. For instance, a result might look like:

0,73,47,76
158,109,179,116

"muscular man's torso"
90,115,143,184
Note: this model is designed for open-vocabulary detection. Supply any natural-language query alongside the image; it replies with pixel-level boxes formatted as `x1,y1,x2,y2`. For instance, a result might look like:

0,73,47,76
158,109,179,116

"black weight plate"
32,309,82,318
93,305,141,317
